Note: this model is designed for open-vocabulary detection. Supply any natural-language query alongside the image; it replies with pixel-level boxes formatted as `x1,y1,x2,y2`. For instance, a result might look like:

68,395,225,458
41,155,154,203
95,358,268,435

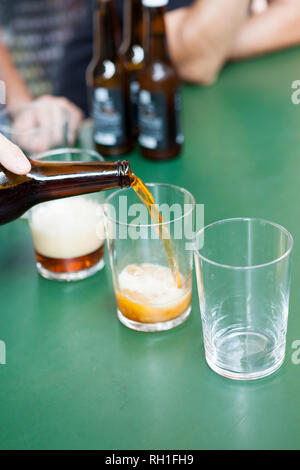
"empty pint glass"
194,218,293,380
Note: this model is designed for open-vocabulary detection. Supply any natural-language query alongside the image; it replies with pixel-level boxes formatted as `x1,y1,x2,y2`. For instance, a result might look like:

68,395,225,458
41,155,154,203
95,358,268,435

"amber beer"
0,159,132,226
120,0,144,135
138,0,183,160
88,0,134,156
115,263,191,324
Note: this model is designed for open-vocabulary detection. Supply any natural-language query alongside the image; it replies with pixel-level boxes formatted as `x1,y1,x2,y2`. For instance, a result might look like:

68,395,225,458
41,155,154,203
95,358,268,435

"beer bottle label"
138,89,183,149
138,90,167,149
93,87,126,146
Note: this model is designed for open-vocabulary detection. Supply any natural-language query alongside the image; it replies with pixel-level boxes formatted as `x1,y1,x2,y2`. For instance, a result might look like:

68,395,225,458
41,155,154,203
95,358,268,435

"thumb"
0,133,31,175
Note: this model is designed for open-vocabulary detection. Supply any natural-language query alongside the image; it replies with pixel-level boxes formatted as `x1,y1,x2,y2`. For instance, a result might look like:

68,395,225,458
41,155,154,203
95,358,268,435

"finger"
32,99,54,153
35,96,82,149
57,98,84,145
36,98,69,150
12,108,37,152
12,102,50,154
49,101,66,147
0,133,31,174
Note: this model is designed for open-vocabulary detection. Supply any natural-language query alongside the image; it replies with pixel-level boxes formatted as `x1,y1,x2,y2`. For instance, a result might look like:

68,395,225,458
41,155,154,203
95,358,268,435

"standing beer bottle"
0,159,132,226
120,0,144,136
138,0,183,160
89,0,134,156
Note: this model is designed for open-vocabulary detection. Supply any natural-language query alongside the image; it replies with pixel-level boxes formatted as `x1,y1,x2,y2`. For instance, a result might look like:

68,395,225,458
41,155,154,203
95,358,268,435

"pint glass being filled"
105,183,195,332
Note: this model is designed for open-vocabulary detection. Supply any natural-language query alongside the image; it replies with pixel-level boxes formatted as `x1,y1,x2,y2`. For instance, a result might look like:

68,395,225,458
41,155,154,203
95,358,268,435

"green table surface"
1,48,300,451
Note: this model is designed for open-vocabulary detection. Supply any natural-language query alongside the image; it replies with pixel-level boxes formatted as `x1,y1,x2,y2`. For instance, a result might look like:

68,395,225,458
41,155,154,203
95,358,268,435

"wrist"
6,90,33,108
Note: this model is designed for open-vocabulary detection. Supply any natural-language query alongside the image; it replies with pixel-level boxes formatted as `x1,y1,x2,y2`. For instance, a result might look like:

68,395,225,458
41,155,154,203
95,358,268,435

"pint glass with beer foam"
28,149,105,281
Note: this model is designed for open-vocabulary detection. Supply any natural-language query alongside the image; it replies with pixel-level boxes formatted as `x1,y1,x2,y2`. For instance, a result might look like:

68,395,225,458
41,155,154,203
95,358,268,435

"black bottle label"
138,89,183,150
93,87,126,146
175,90,184,145
130,74,140,131
138,90,167,149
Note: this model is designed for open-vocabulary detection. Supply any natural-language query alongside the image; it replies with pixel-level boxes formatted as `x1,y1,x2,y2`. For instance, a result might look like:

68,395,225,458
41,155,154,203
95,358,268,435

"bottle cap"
142,0,169,7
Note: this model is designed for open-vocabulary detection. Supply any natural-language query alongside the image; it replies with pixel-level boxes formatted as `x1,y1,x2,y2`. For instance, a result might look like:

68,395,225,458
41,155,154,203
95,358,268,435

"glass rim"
0,102,69,135
31,147,104,162
193,217,294,270
105,182,196,228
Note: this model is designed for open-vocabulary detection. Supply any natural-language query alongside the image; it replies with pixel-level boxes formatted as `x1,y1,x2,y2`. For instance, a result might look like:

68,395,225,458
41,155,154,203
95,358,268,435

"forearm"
230,0,300,59
0,32,32,107
166,0,250,84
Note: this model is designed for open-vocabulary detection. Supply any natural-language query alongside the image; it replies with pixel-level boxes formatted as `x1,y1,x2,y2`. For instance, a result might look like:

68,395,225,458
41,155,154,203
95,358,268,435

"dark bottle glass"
88,0,134,156
120,0,144,136
138,0,183,161
0,159,132,226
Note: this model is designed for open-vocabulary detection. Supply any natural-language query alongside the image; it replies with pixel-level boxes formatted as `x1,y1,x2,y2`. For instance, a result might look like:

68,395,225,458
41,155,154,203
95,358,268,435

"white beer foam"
30,196,105,259
118,263,187,306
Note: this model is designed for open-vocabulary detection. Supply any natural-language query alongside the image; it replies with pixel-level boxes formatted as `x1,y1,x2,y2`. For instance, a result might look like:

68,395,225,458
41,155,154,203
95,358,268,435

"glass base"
117,306,191,332
206,355,285,381
205,329,285,380
36,258,105,282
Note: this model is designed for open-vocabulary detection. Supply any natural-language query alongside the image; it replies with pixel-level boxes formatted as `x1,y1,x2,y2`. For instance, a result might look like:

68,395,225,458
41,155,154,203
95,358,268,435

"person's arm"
0,31,33,107
230,0,300,60
165,0,251,84
0,133,31,175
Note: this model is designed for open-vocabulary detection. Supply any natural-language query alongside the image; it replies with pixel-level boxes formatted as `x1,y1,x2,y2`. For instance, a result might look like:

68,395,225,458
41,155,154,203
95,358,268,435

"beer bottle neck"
28,160,132,203
144,6,170,64
93,0,119,60
123,0,143,49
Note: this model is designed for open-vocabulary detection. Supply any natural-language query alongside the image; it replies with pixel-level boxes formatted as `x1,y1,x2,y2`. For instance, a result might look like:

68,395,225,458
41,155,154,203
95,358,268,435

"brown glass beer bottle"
120,0,144,136
138,0,183,160
88,0,134,156
0,159,132,226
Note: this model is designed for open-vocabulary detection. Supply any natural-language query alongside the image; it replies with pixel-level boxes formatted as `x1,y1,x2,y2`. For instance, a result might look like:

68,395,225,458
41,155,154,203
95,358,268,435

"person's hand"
12,95,84,154
0,132,31,175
